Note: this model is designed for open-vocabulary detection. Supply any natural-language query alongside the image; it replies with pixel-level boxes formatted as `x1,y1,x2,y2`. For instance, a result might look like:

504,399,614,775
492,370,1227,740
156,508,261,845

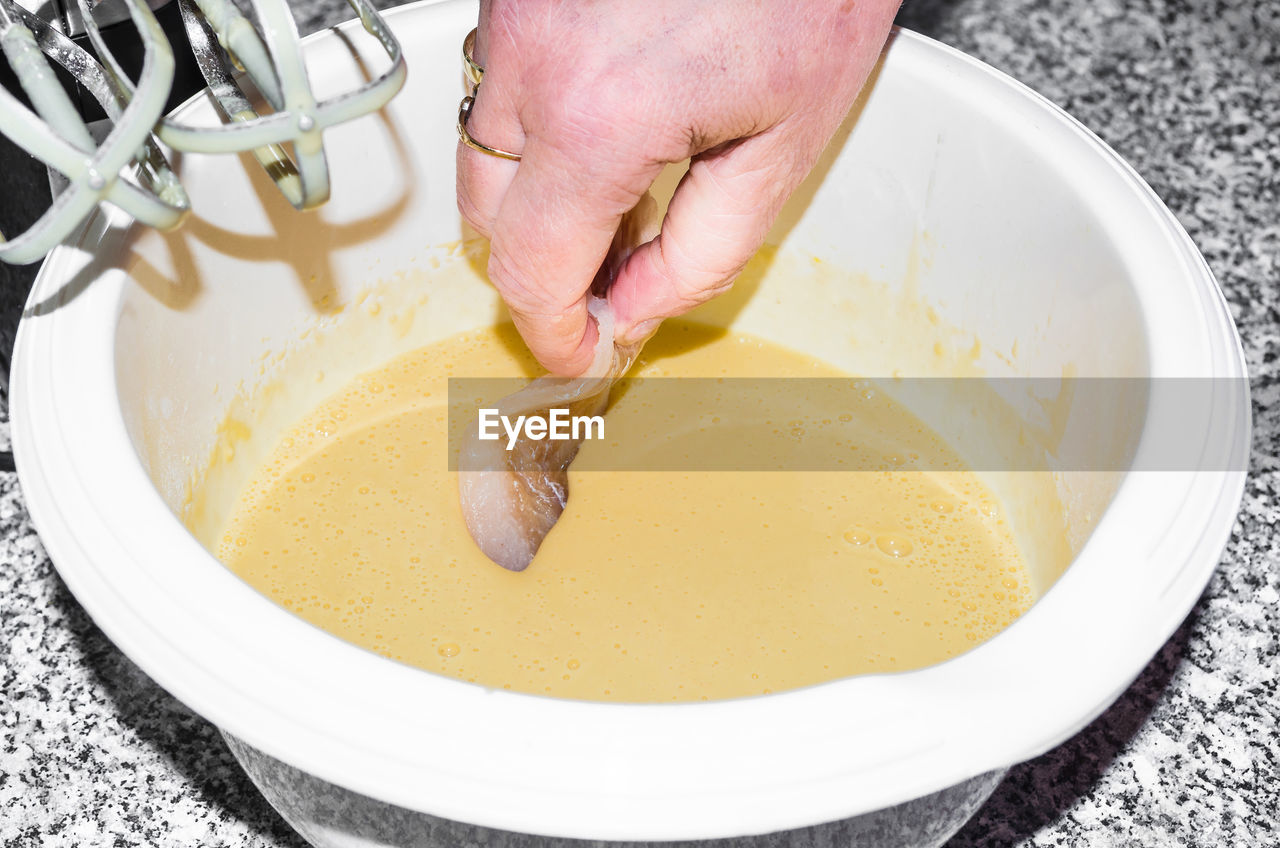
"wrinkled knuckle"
486,249,541,311
551,98,620,154
487,247,572,318
456,187,492,237
541,67,638,151
673,268,735,307
661,240,743,306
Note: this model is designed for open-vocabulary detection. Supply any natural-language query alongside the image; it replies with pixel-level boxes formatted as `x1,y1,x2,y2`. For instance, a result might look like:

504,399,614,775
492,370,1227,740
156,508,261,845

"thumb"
608,128,812,343
486,139,659,376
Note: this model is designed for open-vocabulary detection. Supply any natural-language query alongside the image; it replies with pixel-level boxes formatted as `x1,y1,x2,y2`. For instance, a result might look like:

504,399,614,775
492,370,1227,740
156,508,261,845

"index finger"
485,136,658,374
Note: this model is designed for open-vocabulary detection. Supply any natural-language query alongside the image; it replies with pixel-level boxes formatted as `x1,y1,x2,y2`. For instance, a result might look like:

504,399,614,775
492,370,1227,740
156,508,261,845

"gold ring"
457,28,523,161
462,28,484,90
457,95,523,161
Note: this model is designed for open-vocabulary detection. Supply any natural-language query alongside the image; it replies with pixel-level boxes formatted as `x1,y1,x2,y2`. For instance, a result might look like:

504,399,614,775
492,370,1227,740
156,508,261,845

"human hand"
457,0,900,375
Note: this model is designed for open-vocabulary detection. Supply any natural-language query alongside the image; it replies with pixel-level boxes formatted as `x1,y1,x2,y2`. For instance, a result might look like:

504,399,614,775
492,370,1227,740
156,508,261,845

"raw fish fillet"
458,199,658,571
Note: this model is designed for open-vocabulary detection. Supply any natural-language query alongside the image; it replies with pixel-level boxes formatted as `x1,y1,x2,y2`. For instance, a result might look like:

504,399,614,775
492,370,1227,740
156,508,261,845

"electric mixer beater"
0,0,407,446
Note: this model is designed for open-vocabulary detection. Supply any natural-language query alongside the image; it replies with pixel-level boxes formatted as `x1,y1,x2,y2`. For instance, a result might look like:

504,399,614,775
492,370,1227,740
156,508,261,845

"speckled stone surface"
1,0,1277,845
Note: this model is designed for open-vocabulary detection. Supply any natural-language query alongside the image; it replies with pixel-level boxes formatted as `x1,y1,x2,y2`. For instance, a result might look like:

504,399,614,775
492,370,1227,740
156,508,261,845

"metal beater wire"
0,0,406,262
154,0,408,209
0,0,187,264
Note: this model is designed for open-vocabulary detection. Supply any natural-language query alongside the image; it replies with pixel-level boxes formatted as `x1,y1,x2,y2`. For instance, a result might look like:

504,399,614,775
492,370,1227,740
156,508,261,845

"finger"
608,128,813,343
455,27,524,238
487,139,659,375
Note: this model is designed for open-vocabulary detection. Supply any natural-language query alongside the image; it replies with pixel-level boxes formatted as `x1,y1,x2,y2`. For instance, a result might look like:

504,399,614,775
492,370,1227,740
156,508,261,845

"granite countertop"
1,0,1277,845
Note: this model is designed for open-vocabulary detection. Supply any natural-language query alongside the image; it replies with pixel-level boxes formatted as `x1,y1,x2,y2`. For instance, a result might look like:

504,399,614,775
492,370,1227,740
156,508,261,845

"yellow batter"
213,321,1033,701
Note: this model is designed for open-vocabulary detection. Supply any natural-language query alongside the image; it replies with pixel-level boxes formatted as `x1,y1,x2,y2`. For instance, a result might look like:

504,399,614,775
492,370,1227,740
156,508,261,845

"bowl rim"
9,0,1250,840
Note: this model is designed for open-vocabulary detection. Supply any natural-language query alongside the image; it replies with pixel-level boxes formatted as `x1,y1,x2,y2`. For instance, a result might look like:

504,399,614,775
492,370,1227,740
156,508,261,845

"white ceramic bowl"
10,1,1249,846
